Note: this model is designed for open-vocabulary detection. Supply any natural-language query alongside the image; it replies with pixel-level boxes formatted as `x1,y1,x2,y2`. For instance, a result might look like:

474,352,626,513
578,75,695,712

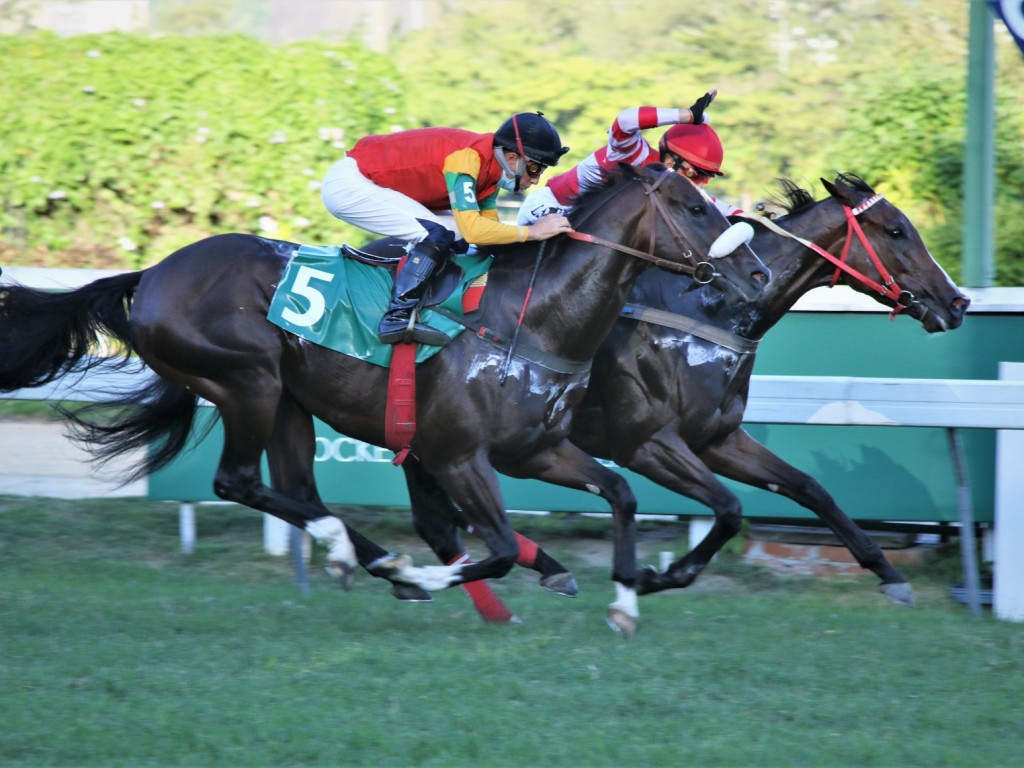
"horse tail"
57,375,209,484
0,271,142,391
1,269,210,482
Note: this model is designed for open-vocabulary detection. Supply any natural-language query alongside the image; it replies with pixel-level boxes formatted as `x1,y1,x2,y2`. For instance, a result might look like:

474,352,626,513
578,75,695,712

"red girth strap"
384,340,416,465
384,255,417,465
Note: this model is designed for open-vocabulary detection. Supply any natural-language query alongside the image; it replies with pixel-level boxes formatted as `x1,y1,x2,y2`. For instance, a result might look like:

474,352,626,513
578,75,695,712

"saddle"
341,237,465,309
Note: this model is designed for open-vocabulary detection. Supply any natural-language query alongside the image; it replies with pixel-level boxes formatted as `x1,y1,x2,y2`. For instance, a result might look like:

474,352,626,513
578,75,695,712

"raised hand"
688,88,718,124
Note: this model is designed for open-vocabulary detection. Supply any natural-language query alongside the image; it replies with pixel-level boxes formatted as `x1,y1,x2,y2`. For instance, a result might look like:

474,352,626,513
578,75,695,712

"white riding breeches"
516,185,570,226
321,156,459,244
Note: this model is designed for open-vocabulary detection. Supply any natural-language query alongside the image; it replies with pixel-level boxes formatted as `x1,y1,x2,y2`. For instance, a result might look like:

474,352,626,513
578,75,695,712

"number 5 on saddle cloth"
267,241,492,366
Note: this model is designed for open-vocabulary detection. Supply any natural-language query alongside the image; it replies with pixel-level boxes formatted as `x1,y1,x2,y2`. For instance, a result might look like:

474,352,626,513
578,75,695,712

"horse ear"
620,162,644,179
821,176,854,206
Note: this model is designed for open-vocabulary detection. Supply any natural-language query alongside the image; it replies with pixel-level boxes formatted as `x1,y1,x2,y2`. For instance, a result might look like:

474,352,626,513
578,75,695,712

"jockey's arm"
444,148,528,246
451,186,569,243
450,185,529,245
444,149,572,244
606,107,693,160
709,194,743,218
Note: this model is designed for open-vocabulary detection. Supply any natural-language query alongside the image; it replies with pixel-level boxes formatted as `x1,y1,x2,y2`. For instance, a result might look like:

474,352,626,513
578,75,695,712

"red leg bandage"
447,553,514,623
514,532,539,567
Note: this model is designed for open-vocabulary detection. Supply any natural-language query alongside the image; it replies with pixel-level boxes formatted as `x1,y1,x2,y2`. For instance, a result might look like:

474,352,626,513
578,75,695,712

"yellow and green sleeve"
443,148,528,245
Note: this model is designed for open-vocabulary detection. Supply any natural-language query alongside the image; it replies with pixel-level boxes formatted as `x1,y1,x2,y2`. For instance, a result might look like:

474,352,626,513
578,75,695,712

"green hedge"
0,32,405,267
2,1,1023,284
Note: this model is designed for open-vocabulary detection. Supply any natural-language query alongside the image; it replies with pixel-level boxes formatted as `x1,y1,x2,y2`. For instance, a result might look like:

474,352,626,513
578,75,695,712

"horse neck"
625,197,851,343
502,206,651,362
739,197,853,338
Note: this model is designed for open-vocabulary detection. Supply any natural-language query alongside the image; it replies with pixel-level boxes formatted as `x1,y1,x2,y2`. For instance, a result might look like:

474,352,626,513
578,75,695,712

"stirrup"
378,312,449,346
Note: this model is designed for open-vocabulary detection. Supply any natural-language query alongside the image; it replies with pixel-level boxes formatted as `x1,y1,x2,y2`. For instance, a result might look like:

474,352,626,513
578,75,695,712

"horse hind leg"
266,395,439,596
203,393,362,587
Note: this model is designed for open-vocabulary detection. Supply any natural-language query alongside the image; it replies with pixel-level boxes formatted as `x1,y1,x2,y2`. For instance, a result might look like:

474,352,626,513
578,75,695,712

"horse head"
569,163,770,304
820,173,969,332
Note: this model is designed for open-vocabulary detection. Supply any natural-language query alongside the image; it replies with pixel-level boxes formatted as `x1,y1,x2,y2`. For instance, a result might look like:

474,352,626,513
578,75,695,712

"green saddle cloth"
267,244,492,366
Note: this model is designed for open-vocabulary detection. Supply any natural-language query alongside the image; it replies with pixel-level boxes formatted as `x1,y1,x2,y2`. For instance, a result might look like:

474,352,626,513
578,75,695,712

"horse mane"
566,163,640,228
771,172,876,214
832,171,874,196
770,179,816,214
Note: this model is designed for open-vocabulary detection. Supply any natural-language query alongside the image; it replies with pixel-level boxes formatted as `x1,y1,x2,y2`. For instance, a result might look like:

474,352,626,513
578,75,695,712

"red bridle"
745,193,912,320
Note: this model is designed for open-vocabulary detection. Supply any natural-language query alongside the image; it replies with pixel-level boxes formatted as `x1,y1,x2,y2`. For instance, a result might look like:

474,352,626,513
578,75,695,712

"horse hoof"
326,561,356,591
483,612,522,625
606,606,637,638
391,583,432,602
539,571,579,597
879,581,916,607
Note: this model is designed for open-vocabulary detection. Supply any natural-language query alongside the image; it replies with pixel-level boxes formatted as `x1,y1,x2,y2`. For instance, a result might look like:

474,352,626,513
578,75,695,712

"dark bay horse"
0,163,768,632
405,173,969,625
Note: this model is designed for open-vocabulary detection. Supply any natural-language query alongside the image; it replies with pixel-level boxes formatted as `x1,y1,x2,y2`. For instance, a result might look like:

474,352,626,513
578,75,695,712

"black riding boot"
378,237,452,346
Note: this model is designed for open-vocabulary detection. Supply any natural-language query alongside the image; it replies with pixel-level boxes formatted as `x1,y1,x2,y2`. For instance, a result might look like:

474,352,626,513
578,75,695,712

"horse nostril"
952,295,970,313
751,270,770,285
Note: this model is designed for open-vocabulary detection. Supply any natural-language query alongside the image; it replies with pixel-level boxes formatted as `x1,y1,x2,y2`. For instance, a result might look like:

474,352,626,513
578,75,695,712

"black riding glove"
688,90,717,124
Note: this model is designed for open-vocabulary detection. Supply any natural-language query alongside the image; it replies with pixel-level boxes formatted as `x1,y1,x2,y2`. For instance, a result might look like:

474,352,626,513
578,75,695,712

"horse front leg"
403,457,576,622
402,458,517,622
496,532,579,598
427,453,522,584
513,441,639,636
702,428,914,606
370,452,520,594
622,427,744,596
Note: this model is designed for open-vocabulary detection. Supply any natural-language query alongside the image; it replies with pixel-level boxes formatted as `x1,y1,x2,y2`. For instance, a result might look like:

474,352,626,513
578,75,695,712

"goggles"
669,153,717,180
523,158,547,177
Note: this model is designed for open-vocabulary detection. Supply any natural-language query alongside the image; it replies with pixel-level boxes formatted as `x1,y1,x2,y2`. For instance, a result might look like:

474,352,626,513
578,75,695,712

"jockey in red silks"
322,113,572,345
518,89,741,228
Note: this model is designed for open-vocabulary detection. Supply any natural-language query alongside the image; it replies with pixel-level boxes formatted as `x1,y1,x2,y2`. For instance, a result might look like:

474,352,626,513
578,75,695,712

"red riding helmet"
658,123,724,175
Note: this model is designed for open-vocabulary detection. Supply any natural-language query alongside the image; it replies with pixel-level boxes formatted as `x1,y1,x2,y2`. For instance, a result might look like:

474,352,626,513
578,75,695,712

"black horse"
403,173,970,625
0,164,768,632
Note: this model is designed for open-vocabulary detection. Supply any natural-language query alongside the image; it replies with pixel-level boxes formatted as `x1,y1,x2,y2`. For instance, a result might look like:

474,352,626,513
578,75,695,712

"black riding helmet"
494,112,569,167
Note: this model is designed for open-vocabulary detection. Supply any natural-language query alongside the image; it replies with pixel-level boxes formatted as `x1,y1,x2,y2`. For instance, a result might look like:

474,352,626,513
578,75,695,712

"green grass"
0,400,62,421
1,497,1022,767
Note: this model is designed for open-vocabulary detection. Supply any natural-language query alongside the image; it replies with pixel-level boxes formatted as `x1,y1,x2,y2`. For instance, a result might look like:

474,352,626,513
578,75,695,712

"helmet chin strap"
509,113,530,193
495,148,525,193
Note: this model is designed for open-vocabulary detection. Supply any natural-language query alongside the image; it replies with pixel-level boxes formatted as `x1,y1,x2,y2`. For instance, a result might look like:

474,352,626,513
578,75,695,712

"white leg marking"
610,582,639,619
305,516,355,569
395,562,462,592
607,581,639,636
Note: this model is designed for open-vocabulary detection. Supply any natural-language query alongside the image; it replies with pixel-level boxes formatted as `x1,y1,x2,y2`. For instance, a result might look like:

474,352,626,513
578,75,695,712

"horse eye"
689,204,706,216
889,227,904,238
